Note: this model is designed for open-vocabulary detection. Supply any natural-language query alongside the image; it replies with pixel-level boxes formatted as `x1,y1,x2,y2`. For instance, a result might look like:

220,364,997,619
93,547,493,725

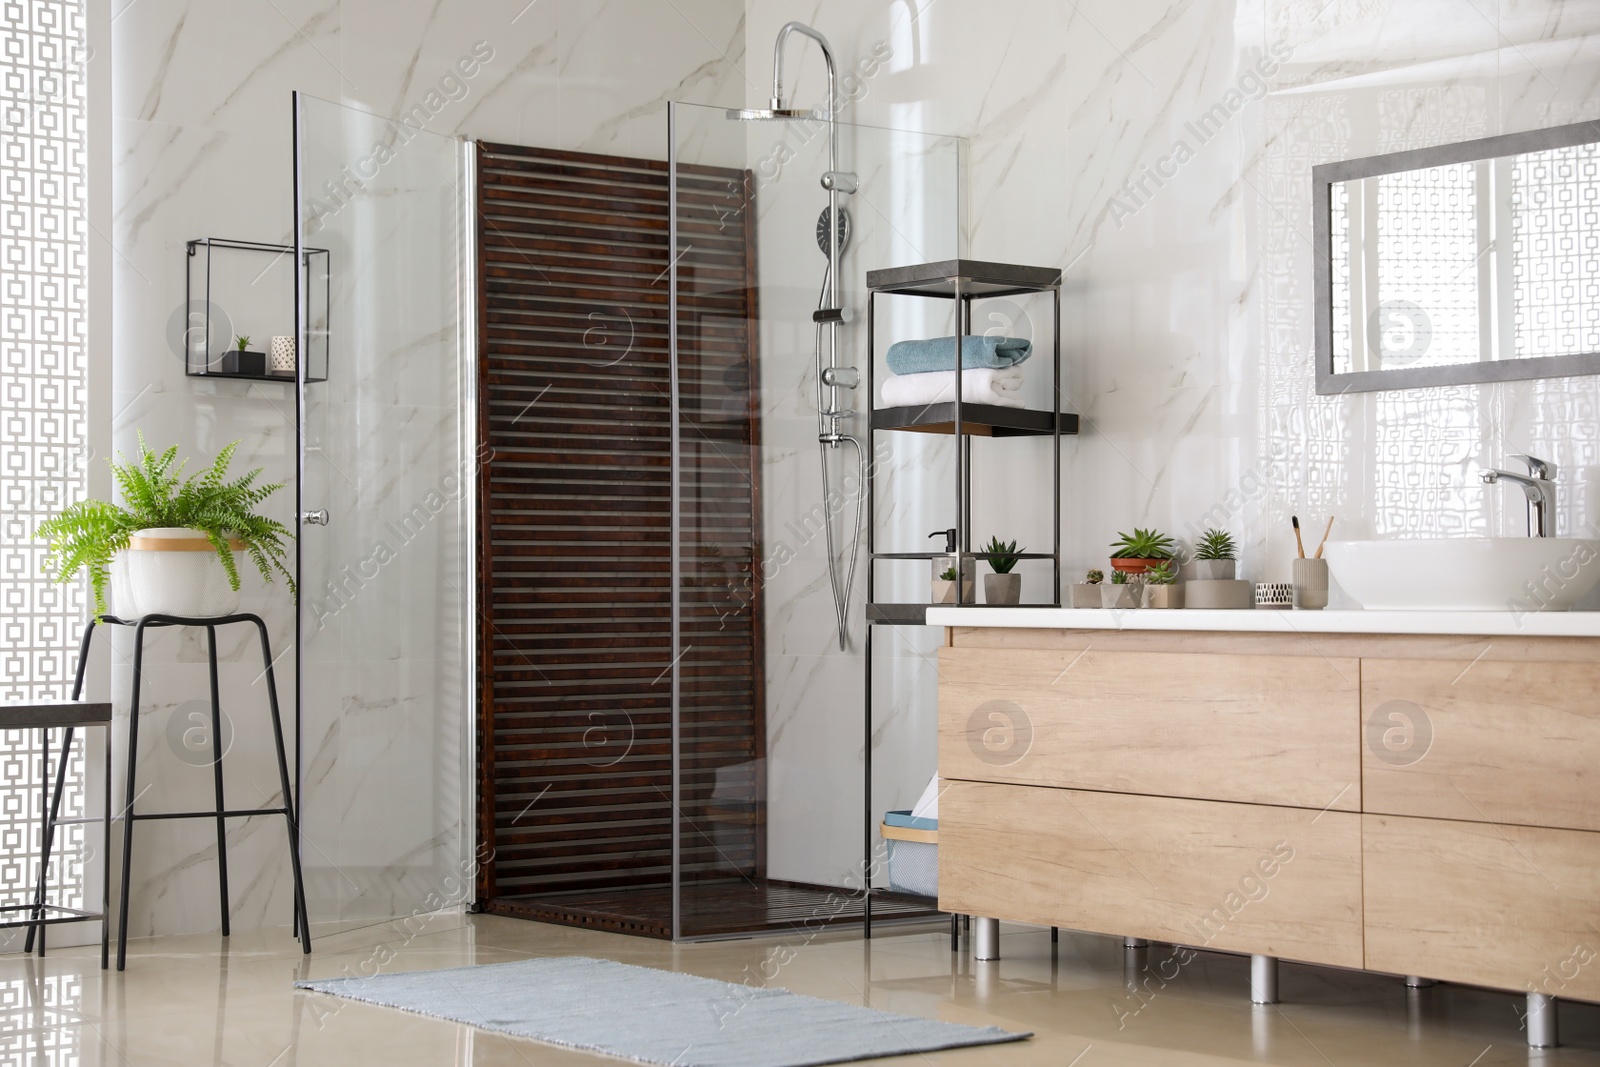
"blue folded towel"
885,335,1033,374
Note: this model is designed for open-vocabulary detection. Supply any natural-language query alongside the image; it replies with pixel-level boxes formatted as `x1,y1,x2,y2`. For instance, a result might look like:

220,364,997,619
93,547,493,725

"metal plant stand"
860,260,1075,938
81,613,310,969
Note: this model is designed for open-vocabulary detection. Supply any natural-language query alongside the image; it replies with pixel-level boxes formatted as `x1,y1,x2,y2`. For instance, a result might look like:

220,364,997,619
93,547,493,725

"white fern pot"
112,527,242,619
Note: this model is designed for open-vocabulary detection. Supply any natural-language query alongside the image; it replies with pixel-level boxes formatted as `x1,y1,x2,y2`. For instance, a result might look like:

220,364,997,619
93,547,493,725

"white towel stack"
879,366,1025,409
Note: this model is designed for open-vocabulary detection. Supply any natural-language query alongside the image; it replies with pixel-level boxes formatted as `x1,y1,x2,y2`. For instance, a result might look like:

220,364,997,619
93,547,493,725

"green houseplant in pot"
1072,568,1104,609
1188,527,1238,581
981,536,1024,605
931,565,968,605
37,434,295,619
1142,560,1183,608
1109,527,1176,576
1101,568,1141,609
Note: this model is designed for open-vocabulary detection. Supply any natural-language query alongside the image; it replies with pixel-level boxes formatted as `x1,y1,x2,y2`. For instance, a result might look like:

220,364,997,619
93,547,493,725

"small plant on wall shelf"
1109,527,1176,575
938,566,958,581
1085,569,1104,584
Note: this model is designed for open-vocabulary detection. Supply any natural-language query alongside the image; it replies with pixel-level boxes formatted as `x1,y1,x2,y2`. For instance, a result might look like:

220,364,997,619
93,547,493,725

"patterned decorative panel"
1512,142,1600,360
0,0,89,927
0,972,81,1064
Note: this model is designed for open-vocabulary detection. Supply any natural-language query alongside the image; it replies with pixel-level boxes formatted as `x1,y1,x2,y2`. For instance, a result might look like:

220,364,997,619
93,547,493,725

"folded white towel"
879,366,1025,409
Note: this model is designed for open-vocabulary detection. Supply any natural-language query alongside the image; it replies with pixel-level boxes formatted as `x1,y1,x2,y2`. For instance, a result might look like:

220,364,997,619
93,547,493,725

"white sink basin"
1324,538,1600,611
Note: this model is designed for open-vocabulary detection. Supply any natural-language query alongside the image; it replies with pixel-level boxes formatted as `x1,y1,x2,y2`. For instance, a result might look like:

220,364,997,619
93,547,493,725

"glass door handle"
302,509,330,526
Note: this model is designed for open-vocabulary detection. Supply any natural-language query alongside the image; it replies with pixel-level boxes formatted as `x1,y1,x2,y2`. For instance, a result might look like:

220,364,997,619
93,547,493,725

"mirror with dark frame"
1314,120,1600,395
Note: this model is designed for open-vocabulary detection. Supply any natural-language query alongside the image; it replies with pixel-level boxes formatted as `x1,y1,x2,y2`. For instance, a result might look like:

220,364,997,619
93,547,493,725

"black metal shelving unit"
861,259,1073,936
185,238,330,383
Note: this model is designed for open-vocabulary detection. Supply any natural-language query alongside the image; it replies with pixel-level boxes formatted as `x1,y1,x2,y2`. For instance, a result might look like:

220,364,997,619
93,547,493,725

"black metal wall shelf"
184,238,330,383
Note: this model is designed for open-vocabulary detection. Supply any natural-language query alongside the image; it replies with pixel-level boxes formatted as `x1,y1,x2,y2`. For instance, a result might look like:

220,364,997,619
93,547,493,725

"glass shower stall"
662,102,965,939
289,89,967,941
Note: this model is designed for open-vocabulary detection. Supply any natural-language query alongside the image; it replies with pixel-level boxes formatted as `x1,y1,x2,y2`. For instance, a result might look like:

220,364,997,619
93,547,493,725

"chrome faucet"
1480,454,1558,537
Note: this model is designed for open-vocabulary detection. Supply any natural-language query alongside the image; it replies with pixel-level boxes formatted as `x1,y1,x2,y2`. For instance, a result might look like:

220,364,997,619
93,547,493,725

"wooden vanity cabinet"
936,627,1600,1001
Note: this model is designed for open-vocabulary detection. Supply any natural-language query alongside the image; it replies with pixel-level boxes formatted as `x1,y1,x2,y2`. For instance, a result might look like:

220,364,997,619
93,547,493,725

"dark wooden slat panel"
478,141,766,920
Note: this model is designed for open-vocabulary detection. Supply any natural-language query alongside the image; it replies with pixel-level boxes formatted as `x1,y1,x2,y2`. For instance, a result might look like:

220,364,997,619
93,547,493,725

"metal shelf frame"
860,259,1067,938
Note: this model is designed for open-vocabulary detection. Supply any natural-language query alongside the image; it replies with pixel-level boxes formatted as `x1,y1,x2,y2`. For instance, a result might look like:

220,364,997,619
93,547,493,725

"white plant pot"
112,527,243,619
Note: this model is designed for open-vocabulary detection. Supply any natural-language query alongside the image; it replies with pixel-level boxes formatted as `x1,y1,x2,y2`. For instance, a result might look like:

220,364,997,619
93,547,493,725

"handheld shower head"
816,207,850,256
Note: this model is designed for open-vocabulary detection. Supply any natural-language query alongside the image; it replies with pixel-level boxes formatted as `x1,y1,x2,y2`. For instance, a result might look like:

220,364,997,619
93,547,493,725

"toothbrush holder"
1292,558,1329,610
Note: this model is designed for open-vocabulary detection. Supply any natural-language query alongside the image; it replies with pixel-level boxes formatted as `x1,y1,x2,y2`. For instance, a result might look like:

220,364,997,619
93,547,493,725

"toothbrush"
1314,517,1335,559
1292,516,1306,559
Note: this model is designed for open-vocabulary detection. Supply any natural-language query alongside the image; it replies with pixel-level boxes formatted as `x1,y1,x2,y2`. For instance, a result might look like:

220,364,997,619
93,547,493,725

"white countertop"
924,606,1600,637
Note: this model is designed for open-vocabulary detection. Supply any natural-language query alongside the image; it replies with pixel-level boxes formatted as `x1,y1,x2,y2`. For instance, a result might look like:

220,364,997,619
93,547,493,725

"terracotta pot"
1110,557,1168,576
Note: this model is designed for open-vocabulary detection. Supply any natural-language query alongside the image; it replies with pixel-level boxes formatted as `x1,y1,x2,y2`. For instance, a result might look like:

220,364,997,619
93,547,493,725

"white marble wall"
109,0,746,936
736,0,1600,880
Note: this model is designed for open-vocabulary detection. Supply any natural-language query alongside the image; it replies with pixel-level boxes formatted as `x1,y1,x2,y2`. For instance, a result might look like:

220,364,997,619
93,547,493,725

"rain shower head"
725,105,819,122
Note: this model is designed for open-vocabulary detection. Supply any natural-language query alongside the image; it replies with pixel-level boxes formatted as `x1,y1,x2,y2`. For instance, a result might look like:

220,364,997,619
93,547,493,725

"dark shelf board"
866,259,1062,298
872,552,1056,561
186,370,326,384
872,403,1078,438
865,603,930,626
0,700,112,729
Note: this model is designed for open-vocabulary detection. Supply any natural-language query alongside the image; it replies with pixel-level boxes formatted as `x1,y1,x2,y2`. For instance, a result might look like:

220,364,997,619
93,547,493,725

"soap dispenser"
928,528,976,599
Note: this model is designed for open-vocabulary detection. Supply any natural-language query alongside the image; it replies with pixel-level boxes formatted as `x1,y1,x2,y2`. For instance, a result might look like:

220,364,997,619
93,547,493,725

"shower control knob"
302,509,330,526
821,367,860,389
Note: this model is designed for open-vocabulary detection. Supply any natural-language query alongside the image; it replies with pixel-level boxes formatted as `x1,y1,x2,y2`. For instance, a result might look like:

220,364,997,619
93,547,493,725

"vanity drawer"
1363,658,1600,832
937,646,1360,810
1364,814,1600,1001
938,780,1364,968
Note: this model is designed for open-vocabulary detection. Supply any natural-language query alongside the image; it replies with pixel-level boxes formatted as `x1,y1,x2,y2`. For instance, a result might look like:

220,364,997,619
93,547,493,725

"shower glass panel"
669,101,964,938
292,93,474,925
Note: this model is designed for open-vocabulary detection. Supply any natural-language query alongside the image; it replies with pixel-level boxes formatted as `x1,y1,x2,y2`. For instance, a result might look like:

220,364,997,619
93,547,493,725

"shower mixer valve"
821,367,859,389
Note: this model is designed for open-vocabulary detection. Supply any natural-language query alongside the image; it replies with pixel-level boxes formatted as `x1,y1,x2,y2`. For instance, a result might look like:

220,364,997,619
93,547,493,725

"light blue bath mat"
296,955,1029,1066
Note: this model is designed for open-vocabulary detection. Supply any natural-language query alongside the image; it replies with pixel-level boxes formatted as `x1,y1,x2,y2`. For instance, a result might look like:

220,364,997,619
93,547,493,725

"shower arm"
772,21,845,435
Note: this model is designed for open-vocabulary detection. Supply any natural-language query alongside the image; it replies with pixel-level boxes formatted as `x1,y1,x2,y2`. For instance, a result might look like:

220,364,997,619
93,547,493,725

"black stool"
0,690,111,968
83,613,310,970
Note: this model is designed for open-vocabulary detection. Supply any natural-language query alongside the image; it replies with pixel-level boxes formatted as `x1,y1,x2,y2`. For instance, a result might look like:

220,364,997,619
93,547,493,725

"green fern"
37,433,295,617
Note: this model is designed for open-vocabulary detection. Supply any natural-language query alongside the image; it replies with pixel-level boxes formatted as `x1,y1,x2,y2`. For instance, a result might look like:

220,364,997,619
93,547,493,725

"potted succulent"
37,434,295,619
1109,527,1176,575
1072,568,1104,608
1101,569,1142,609
981,536,1023,605
220,334,266,376
1187,527,1238,581
1142,560,1184,608
931,565,973,605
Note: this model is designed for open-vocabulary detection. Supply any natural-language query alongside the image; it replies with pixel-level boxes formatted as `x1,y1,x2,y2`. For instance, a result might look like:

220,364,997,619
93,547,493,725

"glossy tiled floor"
6,915,1600,1065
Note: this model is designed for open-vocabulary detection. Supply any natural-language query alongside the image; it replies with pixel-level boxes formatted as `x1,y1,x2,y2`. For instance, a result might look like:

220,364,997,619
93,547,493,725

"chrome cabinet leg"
1405,975,1436,988
1124,936,1148,949
1527,993,1558,1048
973,917,1000,961
1250,954,1278,1004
